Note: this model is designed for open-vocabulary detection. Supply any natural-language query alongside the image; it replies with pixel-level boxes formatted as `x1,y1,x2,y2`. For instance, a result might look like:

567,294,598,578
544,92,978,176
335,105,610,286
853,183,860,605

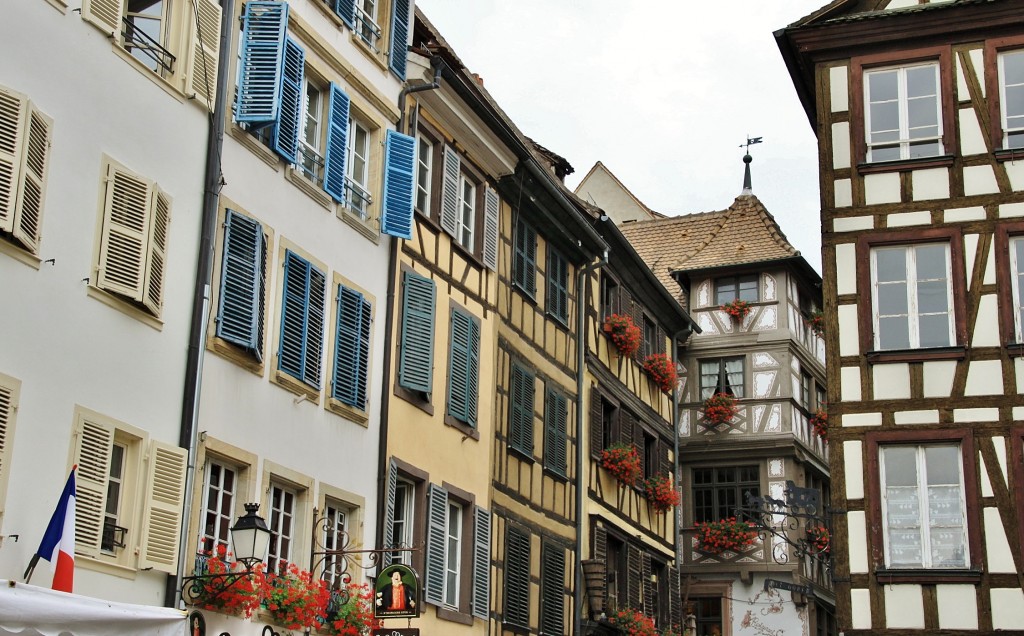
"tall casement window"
871,243,953,350
95,157,172,319
346,116,373,219
693,466,759,523
323,0,407,79
103,442,127,553
392,479,414,565
540,541,566,636
865,63,943,162
457,174,476,250
0,84,52,255
216,210,268,361
693,597,724,636
504,525,530,629
879,444,968,569
543,389,568,477
600,274,620,321
715,274,758,304
298,76,326,185
398,271,435,397
1009,235,1024,341
321,499,352,589
267,482,296,574
278,251,327,388
998,50,1024,149
381,459,420,569
800,372,813,411
447,307,480,426
642,315,658,359
200,461,237,555
547,247,569,323
699,358,745,399
415,134,433,215
354,0,381,50
331,284,372,410
509,364,535,456
423,484,490,617
0,374,21,520
513,220,538,297
605,534,625,612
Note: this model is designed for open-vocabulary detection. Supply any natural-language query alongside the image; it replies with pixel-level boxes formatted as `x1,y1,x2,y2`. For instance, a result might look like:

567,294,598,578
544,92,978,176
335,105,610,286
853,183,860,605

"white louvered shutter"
0,87,27,234
81,0,124,36
143,189,171,316
187,0,222,110
12,104,52,253
439,145,460,237
482,187,499,271
139,440,187,573
74,419,115,558
0,380,18,517
97,163,153,303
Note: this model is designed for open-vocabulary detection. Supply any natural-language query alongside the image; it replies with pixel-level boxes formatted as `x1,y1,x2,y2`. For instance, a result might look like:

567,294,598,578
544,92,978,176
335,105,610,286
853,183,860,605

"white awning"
0,580,185,636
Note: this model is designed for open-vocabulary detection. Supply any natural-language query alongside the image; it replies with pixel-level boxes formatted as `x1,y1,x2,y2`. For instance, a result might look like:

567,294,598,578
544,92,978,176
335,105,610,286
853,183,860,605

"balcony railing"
299,145,326,188
354,7,382,52
121,17,175,74
345,177,372,219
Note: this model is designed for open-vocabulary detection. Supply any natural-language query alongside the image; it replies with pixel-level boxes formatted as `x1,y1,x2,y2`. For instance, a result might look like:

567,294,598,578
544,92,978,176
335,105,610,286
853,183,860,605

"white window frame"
456,174,476,250
354,0,382,51
443,501,463,609
864,62,943,162
393,479,414,565
346,118,372,220
299,76,326,186
1011,236,1024,341
200,460,238,555
879,443,969,569
870,243,955,351
999,50,1024,149
267,482,297,573
124,0,173,75
321,498,350,589
102,442,128,554
415,135,433,216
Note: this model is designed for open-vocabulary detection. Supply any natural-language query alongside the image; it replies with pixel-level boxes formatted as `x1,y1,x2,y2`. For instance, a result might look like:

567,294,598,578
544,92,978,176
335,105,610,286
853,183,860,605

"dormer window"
715,274,758,305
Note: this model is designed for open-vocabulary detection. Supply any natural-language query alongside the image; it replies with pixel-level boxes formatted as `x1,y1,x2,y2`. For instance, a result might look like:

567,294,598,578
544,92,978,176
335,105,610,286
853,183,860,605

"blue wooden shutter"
387,0,409,79
439,145,460,237
505,526,531,628
509,364,534,455
272,37,305,164
382,130,415,239
216,210,265,357
482,187,500,271
448,308,471,424
278,251,325,387
424,483,447,606
398,272,435,394
544,390,568,477
236,1,288,125
333,0,356,28
381,459,398,568
471,506,491,620
323,83,351,203
332,285,370,408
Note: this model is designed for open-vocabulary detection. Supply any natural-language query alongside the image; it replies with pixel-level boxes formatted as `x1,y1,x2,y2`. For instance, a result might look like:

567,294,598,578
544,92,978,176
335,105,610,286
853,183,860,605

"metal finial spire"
738,136,762,194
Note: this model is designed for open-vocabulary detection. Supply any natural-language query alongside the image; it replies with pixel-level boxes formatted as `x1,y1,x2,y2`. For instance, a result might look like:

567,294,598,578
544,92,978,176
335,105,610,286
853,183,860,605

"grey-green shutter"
544,389,567,477
424,483,447,606
505,526,530,628
398,272,435,394
590,387,604,458
381,459,398,568
471,506,491,620
541,542,566,636
439,145,459,237
447,308,478,425
509,364,534,455
482,187,500,270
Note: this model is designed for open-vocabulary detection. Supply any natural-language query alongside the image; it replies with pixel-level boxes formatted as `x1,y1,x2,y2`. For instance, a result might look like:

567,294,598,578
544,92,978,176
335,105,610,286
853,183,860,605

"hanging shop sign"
374,564,420,620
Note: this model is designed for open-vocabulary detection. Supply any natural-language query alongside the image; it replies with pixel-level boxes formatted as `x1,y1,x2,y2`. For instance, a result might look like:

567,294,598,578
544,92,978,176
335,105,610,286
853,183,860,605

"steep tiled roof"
619,193,801,296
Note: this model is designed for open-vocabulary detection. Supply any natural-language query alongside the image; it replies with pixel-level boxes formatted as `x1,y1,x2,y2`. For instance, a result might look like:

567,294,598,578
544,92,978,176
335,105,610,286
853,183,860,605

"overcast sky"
414,0,828,272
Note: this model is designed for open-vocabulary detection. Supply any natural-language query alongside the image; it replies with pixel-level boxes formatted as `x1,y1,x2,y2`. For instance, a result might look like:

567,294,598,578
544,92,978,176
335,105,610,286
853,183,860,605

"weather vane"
740,136,763,153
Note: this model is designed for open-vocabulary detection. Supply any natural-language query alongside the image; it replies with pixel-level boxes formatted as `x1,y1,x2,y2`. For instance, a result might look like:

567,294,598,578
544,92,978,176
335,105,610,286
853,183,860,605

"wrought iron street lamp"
181,503,271,605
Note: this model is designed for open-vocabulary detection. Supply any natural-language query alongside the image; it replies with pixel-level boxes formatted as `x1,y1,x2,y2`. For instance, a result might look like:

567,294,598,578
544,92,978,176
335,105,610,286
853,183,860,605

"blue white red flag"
35,466,76,592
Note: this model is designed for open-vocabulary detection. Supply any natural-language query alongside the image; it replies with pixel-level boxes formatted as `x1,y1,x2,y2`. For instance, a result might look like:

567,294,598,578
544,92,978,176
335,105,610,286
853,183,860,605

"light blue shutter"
544,390,568,476
332,285,369,407
216,210,265,357
323,83,351,203
482,187,500,271
278,251,325,387
382,130,415,239
510,365,534,454
333,0,356,28
439,145,460,237
388,0,410,80
236,1,288,125
398,272,435,394
448,309,471,423
471,506,491,620
381,459,398,568
272,37,305,164
425,483,447,606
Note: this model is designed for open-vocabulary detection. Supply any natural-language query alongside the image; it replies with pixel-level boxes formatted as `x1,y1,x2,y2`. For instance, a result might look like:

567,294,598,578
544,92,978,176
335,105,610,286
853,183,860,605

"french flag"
35,466,76,593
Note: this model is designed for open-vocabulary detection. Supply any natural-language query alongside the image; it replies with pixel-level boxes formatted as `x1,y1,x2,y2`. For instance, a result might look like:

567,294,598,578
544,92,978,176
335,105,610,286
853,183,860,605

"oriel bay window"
715,274,758,304
693,466,759,523
699,358,744,399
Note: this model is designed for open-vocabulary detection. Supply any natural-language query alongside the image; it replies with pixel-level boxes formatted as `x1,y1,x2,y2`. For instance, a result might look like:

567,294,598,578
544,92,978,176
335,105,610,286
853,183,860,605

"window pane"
907,96,938,130
875,248,907,283
724,358,744,398
1005,82,1024,119
872,145,901,162
905,65,936,99
918,314,951,348
738,278,758,302
1004,51,1024,86
869,70,898,102
924,446,960,485
878,316,910,350
916,279,948,315
877,282,908,315
909,140,941,158
883,446,917,486
870,101,900,137
915,244,947,279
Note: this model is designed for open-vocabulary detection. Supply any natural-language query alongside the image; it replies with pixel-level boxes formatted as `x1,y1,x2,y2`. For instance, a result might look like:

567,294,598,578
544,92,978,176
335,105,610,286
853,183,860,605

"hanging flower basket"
603,313,641,357
600,442,641,485
693,517,759,555
263,562,330,630
323,582,380,636
642,353,677,393
810,410,827,440
807,525,830,555
187,550,266,617
719,299,751,321
805,311,825,338
701,392,738,426
609,608,658,636
643,473,680,514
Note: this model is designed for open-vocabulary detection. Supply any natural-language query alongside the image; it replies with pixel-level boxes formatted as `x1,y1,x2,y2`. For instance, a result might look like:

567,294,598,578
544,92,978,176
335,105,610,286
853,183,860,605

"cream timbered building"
779,0,1024,633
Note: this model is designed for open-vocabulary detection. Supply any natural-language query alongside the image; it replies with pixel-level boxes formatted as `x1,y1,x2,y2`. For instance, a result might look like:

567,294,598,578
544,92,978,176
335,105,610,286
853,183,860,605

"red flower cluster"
642,353,677,393
604,314,641,357
643,473,680,514
702,392,738,426
693,517,759,555
805,311,825,338
325,583,381,636
719,299,751,320
810,410,827,440
807,525,830,555
191,549,266,617
263,562,330,630
609,608,658,636
601,442,641,485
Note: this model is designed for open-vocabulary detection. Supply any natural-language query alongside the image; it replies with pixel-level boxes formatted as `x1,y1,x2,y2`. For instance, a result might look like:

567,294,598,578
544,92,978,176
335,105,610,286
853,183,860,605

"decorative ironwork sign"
763,577,815,597
374,564,420,619
372,629,420,636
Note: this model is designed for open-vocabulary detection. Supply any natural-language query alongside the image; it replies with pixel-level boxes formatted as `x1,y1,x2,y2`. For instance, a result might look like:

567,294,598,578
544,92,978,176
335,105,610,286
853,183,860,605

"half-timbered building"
778,0,1024,633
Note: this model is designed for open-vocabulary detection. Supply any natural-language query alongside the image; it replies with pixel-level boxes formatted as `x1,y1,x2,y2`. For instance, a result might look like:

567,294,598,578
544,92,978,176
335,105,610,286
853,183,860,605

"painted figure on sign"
377,569,416,612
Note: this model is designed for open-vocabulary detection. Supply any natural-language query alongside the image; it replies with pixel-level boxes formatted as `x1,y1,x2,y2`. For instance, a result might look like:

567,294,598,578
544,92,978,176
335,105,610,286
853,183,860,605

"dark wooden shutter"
619,410,634,449
659,440,672,477
505,526,531,628
669,566,682,627
589,387,604,458
641,552,653,617
541,542,566,635
627,543,642,611
592,524,608,611
544,389,567,476
510,364,535,455
634,422,646,483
